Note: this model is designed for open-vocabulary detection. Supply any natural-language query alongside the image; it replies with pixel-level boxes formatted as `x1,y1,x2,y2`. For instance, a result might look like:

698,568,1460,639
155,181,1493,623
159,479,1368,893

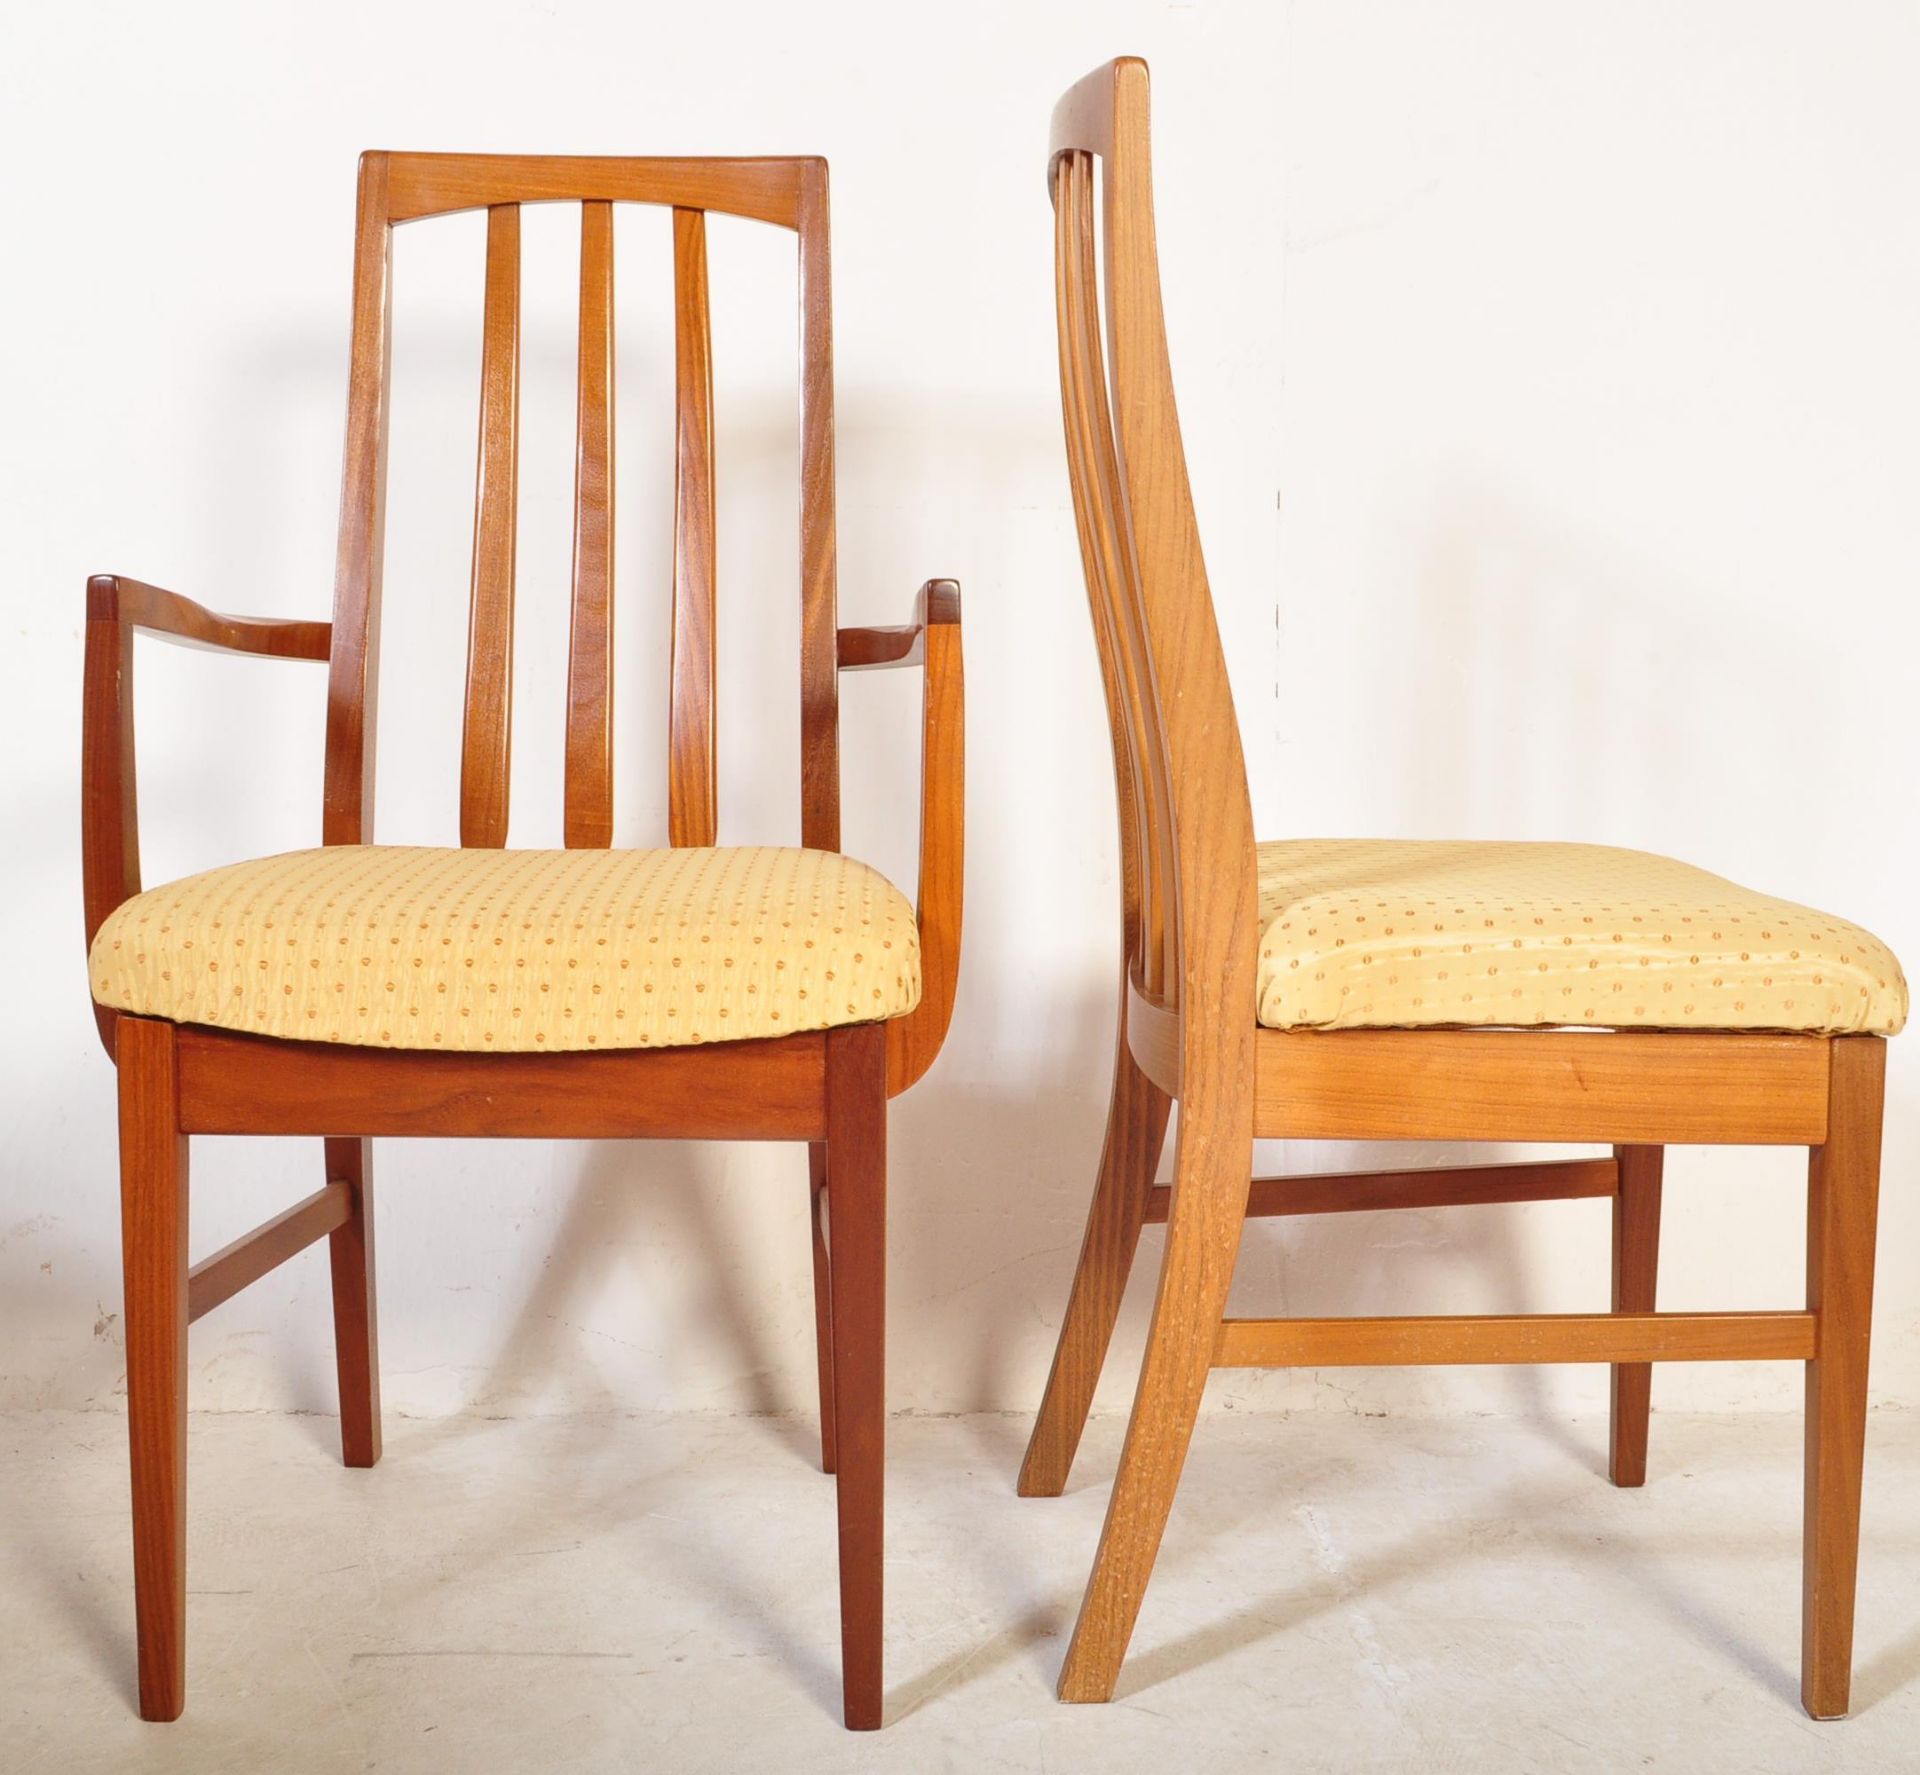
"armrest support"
836,578,961,672
836,578,963,1095
83,574,331,1056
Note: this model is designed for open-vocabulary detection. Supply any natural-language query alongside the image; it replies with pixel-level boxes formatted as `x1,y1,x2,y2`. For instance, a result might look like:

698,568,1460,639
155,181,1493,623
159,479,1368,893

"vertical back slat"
1058,152,1174,997
565,200,616,847
668,206,718,847
1056,156,1143,976
323,152,395,846
1094,61,1258,1037
795,166,839,852
327,158,843,860
461,202,522,848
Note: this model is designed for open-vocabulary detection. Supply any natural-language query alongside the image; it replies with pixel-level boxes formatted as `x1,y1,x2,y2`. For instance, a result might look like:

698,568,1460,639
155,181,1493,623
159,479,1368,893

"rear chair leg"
824,1023,888,1729
1018,1010,1170,1498
325,1137,381,1468
118,1016,189,1722
808,1140,837,1474
1802,1036,1885,1720
1609,1144,1664,1486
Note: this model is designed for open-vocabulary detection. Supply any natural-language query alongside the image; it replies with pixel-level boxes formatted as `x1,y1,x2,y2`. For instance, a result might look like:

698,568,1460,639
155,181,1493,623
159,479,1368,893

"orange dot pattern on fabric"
90,845,922,1052
1254,840,1906,1036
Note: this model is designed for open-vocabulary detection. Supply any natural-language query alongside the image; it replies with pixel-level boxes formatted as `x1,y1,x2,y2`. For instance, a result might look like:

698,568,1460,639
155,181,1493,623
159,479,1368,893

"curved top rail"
382,153,819,229
1048,55,1147,172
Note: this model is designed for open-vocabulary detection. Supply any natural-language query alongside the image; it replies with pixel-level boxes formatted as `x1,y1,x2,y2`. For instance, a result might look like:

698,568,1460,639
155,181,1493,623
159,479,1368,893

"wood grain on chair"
82,151,962,1732
1020,57,1898,1723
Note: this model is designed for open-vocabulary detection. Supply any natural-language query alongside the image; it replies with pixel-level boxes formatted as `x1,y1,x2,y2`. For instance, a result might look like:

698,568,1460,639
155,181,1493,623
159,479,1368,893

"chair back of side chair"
1049,60,1258,1064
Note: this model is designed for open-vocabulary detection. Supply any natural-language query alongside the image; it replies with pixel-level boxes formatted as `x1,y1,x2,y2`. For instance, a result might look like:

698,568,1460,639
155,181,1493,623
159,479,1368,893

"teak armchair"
1020,59,1904,1719
82,153,962,1732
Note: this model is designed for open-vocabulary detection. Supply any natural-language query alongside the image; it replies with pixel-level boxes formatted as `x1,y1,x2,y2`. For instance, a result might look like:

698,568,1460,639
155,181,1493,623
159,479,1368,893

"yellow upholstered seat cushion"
90,845,921,1052
1255,840,1905,1035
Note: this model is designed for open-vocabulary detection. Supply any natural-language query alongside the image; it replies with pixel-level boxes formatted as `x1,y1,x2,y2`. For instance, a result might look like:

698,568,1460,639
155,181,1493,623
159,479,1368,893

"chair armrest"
836,578,961,672
88,574,333,661
83,574,332,1056
836,578,962,1094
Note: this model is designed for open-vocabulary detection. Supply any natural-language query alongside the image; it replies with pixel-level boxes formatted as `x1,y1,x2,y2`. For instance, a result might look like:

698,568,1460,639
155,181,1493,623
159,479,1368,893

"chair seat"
1255,839,1906,1035
90,844,922,1052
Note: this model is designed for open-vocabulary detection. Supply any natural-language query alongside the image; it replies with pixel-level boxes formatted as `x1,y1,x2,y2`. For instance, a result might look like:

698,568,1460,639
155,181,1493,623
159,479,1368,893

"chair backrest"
322,153,842,853
1049,62,1256,1049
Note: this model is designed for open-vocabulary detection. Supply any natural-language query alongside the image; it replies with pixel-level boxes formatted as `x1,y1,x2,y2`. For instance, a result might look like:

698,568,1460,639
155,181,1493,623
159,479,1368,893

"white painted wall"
4,0,1914,1424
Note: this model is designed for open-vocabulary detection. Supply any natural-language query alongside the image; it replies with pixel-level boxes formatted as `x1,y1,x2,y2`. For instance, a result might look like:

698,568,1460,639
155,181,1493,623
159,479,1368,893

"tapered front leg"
1019,1008,1170,1498
1609,1144,1664,1486
1056,1105,1252,1702
325,1137,381,1468
824,1024,887,1728
1803,1036,1885,1720
117,1016,189,1722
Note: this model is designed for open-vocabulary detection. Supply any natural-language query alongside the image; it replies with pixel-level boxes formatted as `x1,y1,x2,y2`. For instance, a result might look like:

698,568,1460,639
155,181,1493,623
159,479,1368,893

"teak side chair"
1020,59,1905,1718
82,152,963,1732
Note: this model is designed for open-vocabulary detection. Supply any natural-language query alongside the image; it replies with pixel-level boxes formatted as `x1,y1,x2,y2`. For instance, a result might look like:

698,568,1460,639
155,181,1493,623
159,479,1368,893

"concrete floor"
5,1408,1919,1773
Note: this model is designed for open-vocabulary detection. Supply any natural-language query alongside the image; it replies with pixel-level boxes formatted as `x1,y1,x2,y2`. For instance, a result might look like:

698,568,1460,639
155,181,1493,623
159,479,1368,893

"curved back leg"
808,1140,838,1474
325,1136,381,1469
1019,991,1170,1497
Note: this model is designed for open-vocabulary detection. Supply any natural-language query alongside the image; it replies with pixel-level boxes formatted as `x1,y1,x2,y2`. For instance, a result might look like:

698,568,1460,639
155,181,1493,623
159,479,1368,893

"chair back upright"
1050,61,1257,1067
322,153,842,855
